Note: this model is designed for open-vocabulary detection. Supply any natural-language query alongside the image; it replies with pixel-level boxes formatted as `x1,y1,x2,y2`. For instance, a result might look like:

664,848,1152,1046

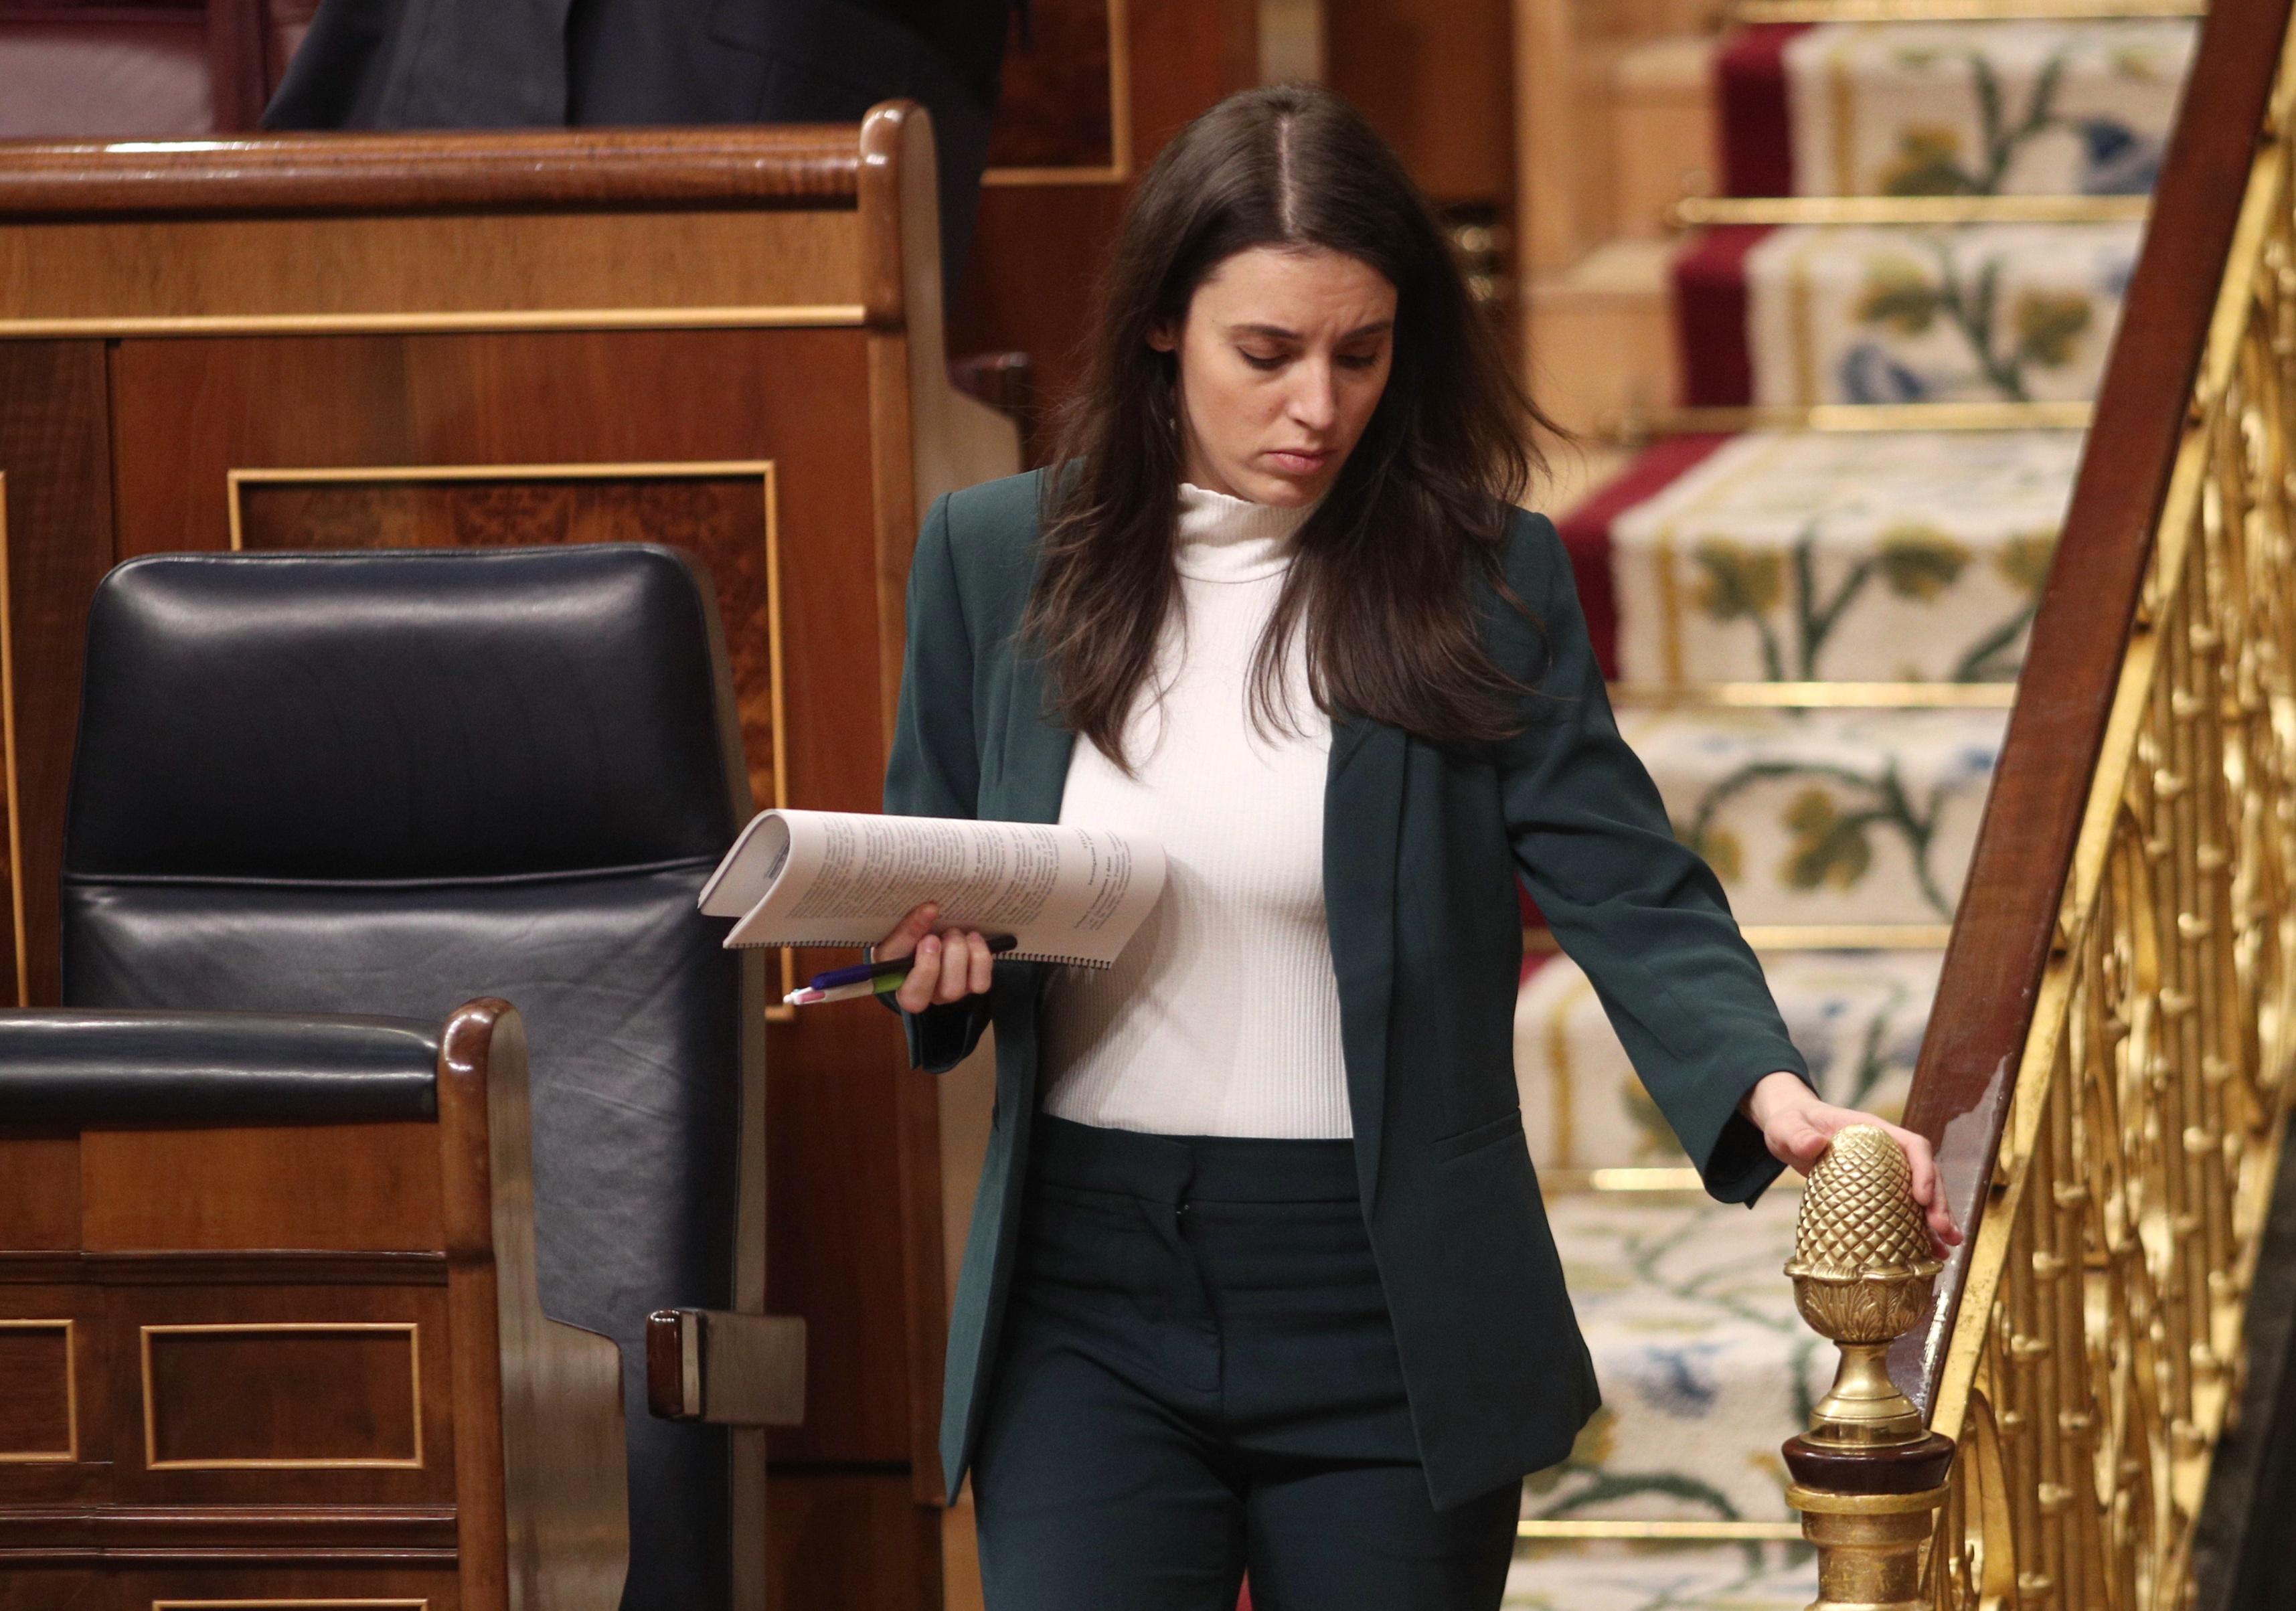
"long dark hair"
1023,83,1562,768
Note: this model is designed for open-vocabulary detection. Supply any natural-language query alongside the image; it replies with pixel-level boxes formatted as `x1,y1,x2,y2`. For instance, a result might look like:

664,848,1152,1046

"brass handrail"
1783,0,2296,1603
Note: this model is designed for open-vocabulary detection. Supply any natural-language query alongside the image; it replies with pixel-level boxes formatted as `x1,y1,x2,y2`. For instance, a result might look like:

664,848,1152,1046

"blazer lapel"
999,651,1075,827
1325,710,1406,1211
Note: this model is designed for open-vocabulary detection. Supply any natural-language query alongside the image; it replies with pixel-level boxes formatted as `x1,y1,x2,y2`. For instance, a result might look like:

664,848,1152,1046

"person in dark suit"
264,0,1009,295
874,84,1963,1610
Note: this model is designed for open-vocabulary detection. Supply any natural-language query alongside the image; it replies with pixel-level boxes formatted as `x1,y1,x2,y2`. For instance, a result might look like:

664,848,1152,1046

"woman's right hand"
877,902,999,1013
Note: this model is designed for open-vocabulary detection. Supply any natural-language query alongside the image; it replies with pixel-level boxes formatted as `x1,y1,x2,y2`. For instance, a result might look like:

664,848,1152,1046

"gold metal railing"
1783,4,2296,1606
1921,67,2296,1605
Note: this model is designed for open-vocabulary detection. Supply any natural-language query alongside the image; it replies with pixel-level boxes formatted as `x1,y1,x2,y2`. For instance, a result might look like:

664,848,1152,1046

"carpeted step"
1677,219,2139,408
1516,948,1935,1176
1507,1539,1817,1611
1526,1191,1825,1525
1613,703,2004,928
1718,19,2195,199
1606,428,2077,685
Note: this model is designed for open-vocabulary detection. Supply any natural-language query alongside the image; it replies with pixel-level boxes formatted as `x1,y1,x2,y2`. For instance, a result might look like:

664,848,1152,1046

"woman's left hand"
1742,1071,1963,1260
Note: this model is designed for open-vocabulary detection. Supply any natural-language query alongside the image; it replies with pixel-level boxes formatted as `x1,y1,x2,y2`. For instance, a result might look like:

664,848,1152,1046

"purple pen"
804,932,1017,992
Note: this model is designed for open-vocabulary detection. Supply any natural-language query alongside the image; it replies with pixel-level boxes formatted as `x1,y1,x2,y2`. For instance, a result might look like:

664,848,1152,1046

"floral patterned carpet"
1507,11,2194,1606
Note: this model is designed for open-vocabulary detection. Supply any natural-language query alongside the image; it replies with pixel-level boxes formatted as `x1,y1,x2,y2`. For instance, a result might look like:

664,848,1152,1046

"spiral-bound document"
698,808,1169,968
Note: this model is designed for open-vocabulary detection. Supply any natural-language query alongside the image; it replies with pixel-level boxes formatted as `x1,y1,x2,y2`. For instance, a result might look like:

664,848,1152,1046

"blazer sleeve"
880,493,996,1074
1493,510,1814,1204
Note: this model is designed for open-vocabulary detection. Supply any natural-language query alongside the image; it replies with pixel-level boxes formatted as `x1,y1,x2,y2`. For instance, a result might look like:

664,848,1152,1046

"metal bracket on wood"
645,1309,807,1428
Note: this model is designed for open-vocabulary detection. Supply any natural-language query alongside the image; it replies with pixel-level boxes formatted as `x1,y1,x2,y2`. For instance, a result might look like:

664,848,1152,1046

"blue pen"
805,932,1017,991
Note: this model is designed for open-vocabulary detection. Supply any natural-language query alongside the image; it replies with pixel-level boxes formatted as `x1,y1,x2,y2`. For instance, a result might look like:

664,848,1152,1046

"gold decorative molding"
0,305,868,341
0,1318,77,1462
153,1602,430,1609
983,0,1134,187
1677,197,2146,227
0,474,25,1005
1917,90,2296,1606
224,459,799,1018
141,1322,424,1472
1788,1126,1942,1446
1611,681,2017,709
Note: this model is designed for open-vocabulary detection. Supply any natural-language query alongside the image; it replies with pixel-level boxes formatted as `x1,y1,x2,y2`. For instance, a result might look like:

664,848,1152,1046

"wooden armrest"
949,349,1036,452
645,1309,806,1428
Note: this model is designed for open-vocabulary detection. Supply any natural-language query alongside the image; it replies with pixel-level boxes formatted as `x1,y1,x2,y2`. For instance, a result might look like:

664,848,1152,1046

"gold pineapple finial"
1785,1124,1943,1447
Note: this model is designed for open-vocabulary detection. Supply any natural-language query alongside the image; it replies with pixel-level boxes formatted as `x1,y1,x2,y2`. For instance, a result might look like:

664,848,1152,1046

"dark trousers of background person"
263,0,1007,299
972,1114,1522,1611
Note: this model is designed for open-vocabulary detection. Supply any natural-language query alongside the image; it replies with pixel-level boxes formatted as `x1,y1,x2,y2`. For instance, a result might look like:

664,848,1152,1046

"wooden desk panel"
0,210,864,338
0,112,1023,1604
101,327,921,1466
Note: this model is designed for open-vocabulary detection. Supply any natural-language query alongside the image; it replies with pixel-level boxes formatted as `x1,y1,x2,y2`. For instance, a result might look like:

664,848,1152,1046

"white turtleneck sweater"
1040,481,1352,1139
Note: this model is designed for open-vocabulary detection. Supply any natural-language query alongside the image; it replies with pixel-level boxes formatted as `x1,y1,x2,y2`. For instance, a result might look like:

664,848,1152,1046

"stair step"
1528,1192,1823,1525
1526,238,1682,436
1611,34,1720,240
1606,428,2078,685
1518,949,1937,1175
1758,220,2136,406
1679,219,2140,408
1736,18,2196,200
1615,704,2005,927
1507,1538,1817,1611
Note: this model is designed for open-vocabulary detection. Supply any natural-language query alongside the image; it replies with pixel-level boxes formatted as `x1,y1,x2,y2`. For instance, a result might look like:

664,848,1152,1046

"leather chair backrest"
64,547,758,1611
0,14,218,137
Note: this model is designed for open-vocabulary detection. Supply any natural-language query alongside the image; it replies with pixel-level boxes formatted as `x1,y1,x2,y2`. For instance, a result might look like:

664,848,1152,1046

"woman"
876,84,1959,1611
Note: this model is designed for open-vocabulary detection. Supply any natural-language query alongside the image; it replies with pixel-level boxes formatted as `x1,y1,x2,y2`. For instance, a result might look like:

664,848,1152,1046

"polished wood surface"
81,1125,443,1254
0,343,112,1009
100,324,923,1462
143,1323,422,1474
949,0,1258,437
0,126,866,213
0,107,1022,1606
439,1001,626,1611
988,0,1120,173
0,1003,617,1608
1327,0,1515,206
1891,0,2296,1412
0,211,862,335
767,1471,942,1611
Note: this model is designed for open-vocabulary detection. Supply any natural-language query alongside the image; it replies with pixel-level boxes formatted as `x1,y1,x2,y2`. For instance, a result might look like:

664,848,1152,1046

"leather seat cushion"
65,866,740,1604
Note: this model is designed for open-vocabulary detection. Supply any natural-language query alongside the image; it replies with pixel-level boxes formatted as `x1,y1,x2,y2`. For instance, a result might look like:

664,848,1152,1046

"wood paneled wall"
0,1003,625,1611
951,0,1261,450
0,113,1018,1610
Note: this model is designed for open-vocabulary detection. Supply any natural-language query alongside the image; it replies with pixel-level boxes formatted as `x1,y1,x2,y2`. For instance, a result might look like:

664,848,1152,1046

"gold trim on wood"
1676,194,2148,227
0,474,25,1006
153,1602,430,1609
1529,924,1953,952
0,1318,77,1462
224,460,800,1017
1517,1519,1807,1541
0,306,868,342
982,0,1134,187
1641,402,2093,435
1730,0,2200,17
1611,681,2017,709
141,1322,424,1471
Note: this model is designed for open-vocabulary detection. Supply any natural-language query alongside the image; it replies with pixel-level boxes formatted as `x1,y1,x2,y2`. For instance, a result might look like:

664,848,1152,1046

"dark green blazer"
884,468,1811,1510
